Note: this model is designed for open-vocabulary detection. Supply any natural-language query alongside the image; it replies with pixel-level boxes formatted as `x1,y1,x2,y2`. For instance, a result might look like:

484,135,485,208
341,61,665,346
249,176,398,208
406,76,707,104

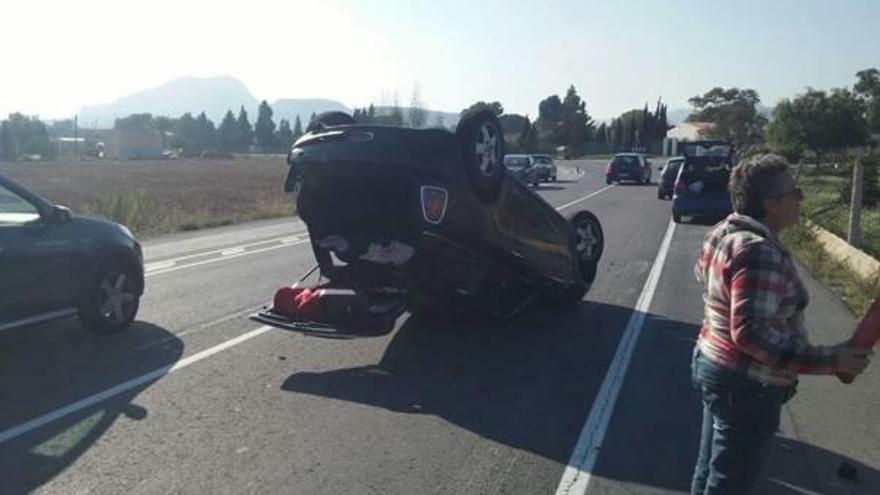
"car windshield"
612,155,640,167
532,156,553,165
0,184,40,225
504,156,530,168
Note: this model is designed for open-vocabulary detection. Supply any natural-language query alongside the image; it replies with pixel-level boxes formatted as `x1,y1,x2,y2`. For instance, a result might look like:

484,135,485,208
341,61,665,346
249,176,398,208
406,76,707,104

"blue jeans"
690,350,786,495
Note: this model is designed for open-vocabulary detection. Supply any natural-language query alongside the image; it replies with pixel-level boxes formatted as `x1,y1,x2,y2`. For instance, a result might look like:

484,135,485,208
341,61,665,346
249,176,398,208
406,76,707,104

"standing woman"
690,154,872,495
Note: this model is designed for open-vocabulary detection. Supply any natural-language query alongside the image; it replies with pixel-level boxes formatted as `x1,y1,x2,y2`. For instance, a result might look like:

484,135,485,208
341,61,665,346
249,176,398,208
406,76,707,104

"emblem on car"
420,186,448,224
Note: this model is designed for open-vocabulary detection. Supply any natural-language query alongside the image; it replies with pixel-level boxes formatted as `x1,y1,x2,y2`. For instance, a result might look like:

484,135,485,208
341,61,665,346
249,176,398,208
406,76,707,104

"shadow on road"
0,320,183,495
281,300,877,493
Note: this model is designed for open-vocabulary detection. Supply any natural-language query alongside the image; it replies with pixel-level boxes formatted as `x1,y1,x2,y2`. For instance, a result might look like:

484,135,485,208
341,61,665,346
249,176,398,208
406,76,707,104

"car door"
492,181,571,280
0,182,79,323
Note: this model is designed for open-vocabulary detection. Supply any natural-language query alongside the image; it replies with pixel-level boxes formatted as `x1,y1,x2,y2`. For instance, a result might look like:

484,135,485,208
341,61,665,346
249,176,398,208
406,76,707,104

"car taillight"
674,180,686,194
421,186,448,224
606,163,615,174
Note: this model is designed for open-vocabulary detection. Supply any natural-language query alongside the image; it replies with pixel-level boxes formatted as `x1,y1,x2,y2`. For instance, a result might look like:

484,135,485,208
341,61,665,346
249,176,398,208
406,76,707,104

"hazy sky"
2,0,878,121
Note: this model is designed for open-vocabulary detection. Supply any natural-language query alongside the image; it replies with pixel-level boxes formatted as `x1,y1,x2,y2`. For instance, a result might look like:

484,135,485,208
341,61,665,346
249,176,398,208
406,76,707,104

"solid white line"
144,261,176,273
555,185,615,211
555,219,676,495
145,240,310,277
0,325,273,446
145,232,308,266
221,247,245,256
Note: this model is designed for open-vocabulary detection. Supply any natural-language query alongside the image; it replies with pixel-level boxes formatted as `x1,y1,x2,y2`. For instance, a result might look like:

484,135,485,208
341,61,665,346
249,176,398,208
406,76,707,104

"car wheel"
532,181,540,188
606,179,613,185
79,261,140,333
570,210,604,267
551,176,557,182
547,211,603,306
457,110,505,204
673,212,682,223
658,189,664,199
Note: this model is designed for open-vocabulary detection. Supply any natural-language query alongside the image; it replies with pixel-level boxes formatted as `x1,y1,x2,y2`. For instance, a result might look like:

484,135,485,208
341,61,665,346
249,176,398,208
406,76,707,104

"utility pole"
848,154,864,248
74,115,79,161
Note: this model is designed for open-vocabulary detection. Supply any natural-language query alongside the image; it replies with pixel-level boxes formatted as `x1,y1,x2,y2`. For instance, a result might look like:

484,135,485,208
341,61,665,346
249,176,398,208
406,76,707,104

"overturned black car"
252,110,604,337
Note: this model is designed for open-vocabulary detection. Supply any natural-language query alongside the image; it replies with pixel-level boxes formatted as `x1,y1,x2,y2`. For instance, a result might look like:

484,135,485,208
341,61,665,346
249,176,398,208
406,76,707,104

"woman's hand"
836,345,873,376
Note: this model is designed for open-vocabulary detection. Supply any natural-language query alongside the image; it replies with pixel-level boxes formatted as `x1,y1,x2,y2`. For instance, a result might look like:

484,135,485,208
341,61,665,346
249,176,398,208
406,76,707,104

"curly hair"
729,154,791,219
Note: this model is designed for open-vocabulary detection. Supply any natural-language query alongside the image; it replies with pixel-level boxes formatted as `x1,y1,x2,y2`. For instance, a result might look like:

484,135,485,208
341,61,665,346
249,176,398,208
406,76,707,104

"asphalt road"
1,159,877,495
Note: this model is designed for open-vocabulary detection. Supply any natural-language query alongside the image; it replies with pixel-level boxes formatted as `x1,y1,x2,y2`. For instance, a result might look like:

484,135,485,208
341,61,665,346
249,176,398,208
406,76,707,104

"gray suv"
0,173,144,333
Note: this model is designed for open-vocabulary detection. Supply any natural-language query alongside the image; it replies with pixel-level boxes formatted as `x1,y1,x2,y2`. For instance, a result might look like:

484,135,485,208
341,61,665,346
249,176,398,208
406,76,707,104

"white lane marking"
145,232,308,265
0,325,274,446
145,240,310,277
555,219,676,495
221,247,245,256
144,261,176,273
555,185,615,211
280,236,301,244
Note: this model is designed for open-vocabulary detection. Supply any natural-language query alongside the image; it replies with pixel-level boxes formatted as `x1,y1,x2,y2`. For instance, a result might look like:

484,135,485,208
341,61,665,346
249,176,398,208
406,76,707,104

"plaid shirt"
695,214,838,386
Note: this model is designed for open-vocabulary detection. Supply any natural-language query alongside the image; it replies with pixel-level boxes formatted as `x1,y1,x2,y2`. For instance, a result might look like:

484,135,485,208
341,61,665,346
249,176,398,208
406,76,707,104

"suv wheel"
79,261,140,333
457,110,505,204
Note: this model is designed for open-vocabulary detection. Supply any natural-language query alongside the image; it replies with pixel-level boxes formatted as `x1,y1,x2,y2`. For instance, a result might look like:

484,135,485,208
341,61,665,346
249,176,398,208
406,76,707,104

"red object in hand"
273,286,306,316
838,298,880,383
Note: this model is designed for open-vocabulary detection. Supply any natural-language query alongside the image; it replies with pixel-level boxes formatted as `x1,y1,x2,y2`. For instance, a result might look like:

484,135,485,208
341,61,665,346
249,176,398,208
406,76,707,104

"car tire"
546,210,604,306
551,176,557,182
79,260,141,333
658,189,664,199
673,212,682,223
305,111,356,133
457,110,505,204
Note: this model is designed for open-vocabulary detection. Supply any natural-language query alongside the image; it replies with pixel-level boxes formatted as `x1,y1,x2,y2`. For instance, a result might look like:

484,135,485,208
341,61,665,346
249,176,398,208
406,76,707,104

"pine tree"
236,106,254,151
276,119,294,153
293,116,304,139
254,100,276,152
196,112,216,153
218,110,237,151
612,119,624,151
595,123,608,144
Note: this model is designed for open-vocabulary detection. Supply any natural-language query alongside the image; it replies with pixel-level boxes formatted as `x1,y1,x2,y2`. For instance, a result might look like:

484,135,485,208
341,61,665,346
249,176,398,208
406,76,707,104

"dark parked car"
657,156,684,199
531,154,558,182
671,141,735,223
606,153,652,185
503,154,542,187
0,174,144,333
252,110,604,337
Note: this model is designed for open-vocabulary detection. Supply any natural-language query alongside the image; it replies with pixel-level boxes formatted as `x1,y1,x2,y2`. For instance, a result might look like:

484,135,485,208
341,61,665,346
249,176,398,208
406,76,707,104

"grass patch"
781,220,880,316
1,157,295,238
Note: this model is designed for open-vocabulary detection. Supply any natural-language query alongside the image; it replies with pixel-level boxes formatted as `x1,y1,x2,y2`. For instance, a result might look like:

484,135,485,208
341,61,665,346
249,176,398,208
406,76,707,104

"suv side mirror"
48,205,73,225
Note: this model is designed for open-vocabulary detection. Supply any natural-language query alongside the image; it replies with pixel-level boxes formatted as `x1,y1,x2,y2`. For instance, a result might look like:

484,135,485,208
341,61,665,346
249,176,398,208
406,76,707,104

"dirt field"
0,156,293,238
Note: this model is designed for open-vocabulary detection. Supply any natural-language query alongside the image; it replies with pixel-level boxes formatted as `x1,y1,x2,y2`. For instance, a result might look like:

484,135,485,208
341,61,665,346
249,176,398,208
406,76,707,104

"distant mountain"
74,76,461,130
78,76,260,128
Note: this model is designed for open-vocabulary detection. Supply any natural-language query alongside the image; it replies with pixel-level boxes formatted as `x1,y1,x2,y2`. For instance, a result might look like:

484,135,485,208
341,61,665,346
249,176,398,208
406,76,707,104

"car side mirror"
48,205,73,225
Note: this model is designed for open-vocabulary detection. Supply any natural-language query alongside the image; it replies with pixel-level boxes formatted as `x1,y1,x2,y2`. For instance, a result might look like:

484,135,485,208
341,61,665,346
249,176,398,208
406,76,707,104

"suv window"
504,156,531,168
0,184,40,226
679,162,731,194
533,156,552,165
